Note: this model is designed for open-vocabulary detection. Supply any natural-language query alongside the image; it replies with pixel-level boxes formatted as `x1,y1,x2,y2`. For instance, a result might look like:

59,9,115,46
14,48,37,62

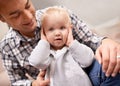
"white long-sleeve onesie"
29,40,94,86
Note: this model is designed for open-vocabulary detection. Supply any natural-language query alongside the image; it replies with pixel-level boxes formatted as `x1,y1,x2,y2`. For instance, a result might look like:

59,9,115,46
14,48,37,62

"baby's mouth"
54,38,62,42
55,38,62,40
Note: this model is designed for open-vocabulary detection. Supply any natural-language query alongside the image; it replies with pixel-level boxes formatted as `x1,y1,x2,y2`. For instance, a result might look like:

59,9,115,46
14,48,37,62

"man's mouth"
23,19,34,26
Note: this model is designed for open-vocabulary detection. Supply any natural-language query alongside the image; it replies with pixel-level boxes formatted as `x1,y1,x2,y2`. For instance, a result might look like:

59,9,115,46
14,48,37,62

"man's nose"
22,10,33,20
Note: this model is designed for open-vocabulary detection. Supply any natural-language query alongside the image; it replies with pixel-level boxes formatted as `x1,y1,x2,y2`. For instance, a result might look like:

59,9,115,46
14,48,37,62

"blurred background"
32,0,120,26
0,0,120,42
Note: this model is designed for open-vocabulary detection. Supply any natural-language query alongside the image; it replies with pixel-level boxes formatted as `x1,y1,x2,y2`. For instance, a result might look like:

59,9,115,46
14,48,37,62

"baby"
28,6,94,86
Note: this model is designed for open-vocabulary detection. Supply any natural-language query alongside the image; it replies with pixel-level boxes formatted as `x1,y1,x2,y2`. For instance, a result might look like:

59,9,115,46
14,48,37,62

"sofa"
93,19,120,43
0,22,10,86
0,55,10,86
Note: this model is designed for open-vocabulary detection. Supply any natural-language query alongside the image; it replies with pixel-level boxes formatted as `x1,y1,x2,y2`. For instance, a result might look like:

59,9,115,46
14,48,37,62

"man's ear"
0,15,6,22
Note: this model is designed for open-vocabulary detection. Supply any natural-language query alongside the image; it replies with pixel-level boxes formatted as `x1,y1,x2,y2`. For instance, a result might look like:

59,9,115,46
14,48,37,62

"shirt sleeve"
0,38,39,86
69,40,94,68
0,51,33,86
28,40,52,70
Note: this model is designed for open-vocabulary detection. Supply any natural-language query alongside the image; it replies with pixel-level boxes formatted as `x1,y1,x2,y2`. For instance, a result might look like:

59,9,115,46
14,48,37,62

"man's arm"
1,53,33,86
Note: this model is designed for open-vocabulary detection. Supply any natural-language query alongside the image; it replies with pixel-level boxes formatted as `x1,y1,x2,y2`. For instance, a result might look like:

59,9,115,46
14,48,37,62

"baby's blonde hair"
41,6,71,27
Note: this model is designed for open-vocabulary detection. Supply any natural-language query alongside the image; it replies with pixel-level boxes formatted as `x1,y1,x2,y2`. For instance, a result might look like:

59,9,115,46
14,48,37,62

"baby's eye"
49,28,54,31
60,26,65,30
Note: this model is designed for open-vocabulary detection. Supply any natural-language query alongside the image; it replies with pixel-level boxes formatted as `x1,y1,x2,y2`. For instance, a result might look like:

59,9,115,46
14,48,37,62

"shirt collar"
9,27,40,47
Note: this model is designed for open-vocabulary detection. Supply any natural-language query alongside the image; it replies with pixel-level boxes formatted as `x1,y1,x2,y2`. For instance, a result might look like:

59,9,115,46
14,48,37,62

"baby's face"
43,14,71,50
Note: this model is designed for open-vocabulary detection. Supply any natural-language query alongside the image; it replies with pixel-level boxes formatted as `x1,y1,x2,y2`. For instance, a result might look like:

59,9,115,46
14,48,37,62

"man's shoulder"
0,28,18,48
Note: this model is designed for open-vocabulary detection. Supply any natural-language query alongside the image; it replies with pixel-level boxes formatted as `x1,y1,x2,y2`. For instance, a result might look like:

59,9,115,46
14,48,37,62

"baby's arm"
66,24,94,67
28,40,52,70
69,40,94,68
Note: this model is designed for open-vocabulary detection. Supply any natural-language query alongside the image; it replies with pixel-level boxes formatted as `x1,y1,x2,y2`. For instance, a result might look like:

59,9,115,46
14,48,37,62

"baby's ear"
0,15,6,22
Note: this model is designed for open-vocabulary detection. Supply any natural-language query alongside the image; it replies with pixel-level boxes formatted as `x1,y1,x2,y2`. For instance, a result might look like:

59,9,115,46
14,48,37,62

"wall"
31,0,120,26
0,22,9,40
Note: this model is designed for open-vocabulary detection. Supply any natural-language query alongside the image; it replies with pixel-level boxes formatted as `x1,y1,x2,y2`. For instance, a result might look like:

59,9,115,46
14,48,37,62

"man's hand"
32,70,50,86
95,38,120,77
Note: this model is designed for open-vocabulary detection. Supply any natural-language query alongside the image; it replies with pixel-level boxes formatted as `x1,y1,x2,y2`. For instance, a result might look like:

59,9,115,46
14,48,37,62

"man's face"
0,0,37,37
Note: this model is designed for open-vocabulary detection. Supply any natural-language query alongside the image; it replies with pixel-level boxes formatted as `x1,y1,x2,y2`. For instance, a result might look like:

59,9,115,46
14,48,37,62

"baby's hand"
41,28,47,41
66,27,74,46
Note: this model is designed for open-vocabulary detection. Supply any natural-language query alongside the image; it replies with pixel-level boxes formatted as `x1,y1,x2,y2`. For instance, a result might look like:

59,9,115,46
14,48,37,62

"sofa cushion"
0,71,10,86
0,55,10,86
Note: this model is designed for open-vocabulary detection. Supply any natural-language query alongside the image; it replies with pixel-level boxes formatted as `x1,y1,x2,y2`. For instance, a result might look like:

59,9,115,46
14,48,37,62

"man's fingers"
111,58,120,77
105,58,116,77
37,70,50,86
105,47,117,77
39,79,50,86
38,70,46,80
95,46,102,64
100,46,110,73
25,73,34,80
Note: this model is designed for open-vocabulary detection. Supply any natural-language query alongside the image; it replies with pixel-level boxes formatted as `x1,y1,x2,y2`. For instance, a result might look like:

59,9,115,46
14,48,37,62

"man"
0,0,120,86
